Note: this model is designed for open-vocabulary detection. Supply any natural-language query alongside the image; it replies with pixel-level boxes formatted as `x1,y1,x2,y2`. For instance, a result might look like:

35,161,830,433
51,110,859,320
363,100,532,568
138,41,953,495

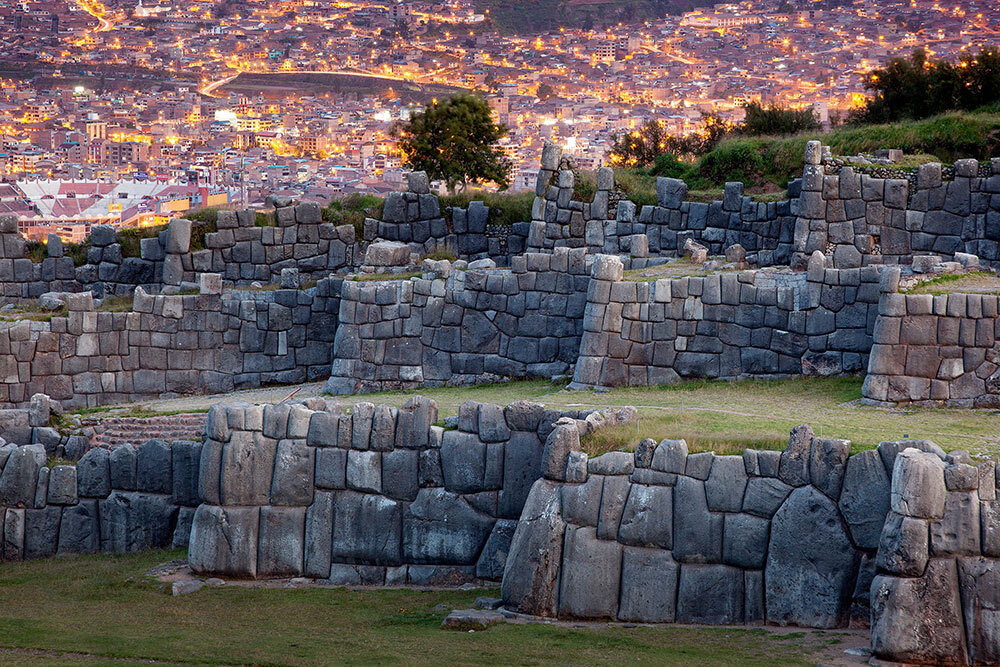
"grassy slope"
0,550,839,666
691,111,1000,191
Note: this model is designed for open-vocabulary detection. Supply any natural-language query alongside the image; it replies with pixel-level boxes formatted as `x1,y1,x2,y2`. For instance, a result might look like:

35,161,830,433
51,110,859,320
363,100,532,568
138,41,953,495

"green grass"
338,377,1000,458
902,271,1000,295
117,224,167,258
351,272,422,282
0,549,848,666
689,110,1000,191
440,190,534,227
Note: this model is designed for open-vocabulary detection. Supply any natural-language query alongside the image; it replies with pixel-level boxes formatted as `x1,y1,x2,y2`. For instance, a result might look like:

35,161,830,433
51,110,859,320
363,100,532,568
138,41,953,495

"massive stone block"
957,556,1000,666
766,486,857,628
331,490,401,565
617,483,672,549
617,546,679,623
557,525,623,619
501,480,566,617
257,506,305,576
99,491,178,553
402,488,494,565
838,449,891,550
475,518,518,580
672,476,722,562
871,559,968,666
188,505,260,578
675,564,744,624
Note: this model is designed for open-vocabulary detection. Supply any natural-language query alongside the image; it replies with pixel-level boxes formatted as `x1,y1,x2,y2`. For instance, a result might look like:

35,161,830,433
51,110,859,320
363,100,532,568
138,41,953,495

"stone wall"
870,448,1000,666
0,275,339,409
0,438,200,561
570,253,885,388
188,397,597,583
862,268,1000,407
501,417,963,630
324,249,590,395
793,147,1000,269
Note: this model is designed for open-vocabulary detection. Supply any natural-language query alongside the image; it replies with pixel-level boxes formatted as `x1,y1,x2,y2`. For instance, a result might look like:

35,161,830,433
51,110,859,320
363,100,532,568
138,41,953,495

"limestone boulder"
501,480,566,617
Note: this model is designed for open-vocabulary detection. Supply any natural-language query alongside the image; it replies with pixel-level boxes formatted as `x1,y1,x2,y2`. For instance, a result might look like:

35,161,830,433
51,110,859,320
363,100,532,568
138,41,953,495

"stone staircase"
86,413,206,449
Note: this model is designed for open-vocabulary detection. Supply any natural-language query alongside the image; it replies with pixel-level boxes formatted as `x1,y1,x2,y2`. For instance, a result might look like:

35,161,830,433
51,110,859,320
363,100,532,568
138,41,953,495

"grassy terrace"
123,376,1000,459
0,550,858,666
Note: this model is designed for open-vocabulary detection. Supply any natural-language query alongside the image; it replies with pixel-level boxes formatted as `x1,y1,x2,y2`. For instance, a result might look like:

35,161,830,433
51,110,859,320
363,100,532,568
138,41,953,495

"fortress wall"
0,276,340,409
324,250,590,395
570,253,884,389
0,438,201,561
0,203,359,301
862,268,1000,407
501,417,982,632
187,397,600,583
870,449,1000,666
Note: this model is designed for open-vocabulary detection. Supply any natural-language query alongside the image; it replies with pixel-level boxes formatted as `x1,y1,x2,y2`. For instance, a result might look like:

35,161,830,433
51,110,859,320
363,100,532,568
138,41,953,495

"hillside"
475,0,705,33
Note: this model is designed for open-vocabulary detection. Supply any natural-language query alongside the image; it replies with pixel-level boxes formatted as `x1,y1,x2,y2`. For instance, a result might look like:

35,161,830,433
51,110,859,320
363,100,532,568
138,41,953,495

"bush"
117,225,167,258
439,190,534,226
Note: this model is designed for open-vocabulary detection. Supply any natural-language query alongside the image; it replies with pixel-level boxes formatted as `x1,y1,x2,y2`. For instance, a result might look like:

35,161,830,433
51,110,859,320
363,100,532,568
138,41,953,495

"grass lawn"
342,376,1000,458
0,550,854,666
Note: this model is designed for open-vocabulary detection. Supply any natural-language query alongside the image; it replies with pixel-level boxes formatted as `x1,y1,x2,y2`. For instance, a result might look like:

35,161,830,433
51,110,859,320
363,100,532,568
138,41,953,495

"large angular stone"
109,444,137,491
930,491,981,556
742,477,793,518
870,559,968,666
402,488,494,564
270,440,315,505
171,441,202,506
136,439,172,495
440,430,487,493
617,483,672,549
188,505,260,577
541,421,580,481
381,449,419,501
676,564,744,624
475,519,518,580
705,455,747,511
838,449,891,550
331,490,401,565
778,425,813,486
890,449,947,519
304,490,333,577
617,546,679,622
876,511,929,576
722,513,769,569
0,445,45,506
672,476,722,562
498,432,543,518
257,506,305,576
57,499,100,555
501,480,566,617
596,476,630,541
808,438,850,500
561,476,603,527
99,491,178,553
557,525,622,619
220,432,277,506
766,486,857,628
23,506,60,559
958,556,1000,665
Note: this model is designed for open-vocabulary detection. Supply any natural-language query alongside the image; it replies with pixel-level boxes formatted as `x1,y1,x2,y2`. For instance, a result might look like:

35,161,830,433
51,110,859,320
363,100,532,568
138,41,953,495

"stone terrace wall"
501,418,964,630
870,449,1000,666
188,397,592,583
862,268,1000,407
325,249,590,395
0,203,359,302
794,147,1000,269
0,275,339,409
635,180,796,268
0,439,201,561
571,253,885,388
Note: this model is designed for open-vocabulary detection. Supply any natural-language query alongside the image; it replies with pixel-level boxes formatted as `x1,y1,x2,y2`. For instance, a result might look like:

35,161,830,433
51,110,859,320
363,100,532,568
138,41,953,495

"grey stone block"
331,490,401,565
838,449,891,550
557,525,622,619
766,486,857,628
76,447,110,498
672,476,722,562
137,439,172,495
402,488,494,564
501,480,566,617
257,506,305,576
676,564,744,624
617,483,672,549
188,505,260,577
109,444,137,491
705,455,747,511
617,546,679,622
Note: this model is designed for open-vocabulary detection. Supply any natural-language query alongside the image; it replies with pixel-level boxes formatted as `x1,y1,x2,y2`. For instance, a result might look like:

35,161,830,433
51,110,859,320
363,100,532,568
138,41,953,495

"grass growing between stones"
0,549,845,666
901,270,1000,295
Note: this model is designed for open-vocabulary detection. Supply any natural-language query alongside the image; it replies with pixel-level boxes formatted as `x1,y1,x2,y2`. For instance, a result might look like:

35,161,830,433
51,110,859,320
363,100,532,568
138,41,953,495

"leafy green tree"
395,94,512,193
536,83,555,100
855,47,1000,122
739,102,820,136
609,115,730,167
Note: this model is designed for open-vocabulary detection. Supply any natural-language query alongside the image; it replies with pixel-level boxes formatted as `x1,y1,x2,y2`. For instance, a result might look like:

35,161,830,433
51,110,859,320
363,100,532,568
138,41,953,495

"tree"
739,102,820,136
395,94,512,193
854,47,1000,123
608,115,730,167
536,82,555,100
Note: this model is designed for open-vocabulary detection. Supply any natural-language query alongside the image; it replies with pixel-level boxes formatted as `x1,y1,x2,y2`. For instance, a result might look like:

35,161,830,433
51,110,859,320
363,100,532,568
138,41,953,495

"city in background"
1,0,998,240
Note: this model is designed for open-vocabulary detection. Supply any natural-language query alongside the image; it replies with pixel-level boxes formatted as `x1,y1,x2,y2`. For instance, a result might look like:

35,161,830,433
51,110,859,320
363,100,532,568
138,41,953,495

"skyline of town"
1,0,998,238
